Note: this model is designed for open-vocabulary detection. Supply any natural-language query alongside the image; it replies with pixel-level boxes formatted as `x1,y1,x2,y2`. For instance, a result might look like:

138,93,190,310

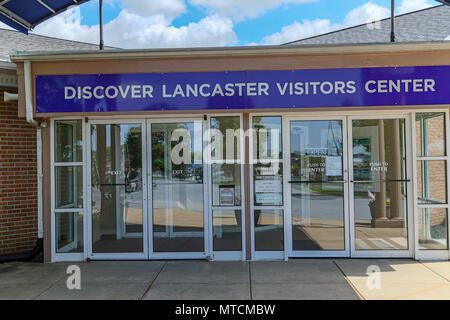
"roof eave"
10,41,450,62
0,60,16,70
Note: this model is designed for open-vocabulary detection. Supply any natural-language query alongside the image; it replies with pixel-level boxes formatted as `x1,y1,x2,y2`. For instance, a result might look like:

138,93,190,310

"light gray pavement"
0,259,449,300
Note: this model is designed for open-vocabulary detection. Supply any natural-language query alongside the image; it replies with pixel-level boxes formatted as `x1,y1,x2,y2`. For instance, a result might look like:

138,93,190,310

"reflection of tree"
211,117,241,204
125,127,141,172
152,131,165,175
253,117,283,159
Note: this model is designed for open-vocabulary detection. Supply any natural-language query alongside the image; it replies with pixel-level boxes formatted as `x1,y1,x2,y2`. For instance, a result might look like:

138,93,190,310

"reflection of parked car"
125,170,142,193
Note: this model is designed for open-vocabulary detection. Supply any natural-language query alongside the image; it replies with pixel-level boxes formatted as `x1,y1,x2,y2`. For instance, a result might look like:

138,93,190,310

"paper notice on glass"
255,180,282,193
326,156,342,176
256,193,283,205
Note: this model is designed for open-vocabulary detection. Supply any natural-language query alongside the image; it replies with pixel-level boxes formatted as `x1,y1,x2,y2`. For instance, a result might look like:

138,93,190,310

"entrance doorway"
84,115,414,260
284,115,413,258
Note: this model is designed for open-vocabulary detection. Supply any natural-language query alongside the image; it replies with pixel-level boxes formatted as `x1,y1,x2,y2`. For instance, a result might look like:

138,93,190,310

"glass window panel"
210,116,242,207
212,164,241,206
213,209,242,251
291,120,343,182
352,119,406,182
417,161,447,205
254,164,283,206
55,166,83,209
55,120,83,162
91,124,143,253
210,116,240,161
354,182,408,250
419,208,448,250
416,113,446,157
292,183,345,251
253,117,282,161
254,209,284,251
253,117,283,206
55,212,83,253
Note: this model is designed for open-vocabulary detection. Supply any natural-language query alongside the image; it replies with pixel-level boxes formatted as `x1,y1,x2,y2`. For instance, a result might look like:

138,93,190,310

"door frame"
347,113,414,258
206,114,246,261
249,114,286,261
284,115,351,258
86,119,148,260
146,117,209,260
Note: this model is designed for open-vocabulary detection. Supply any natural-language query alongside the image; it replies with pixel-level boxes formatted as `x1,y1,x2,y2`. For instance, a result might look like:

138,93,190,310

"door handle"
289,180,348,184
350,179,411,183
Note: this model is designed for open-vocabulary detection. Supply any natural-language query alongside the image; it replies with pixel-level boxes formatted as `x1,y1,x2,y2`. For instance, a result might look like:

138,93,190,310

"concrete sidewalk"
0,259,449,300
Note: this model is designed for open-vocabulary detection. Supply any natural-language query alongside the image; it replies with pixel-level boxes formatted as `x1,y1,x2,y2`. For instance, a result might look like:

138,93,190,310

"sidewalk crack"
139,261,167,300
419,261,450,283
332,260,365,300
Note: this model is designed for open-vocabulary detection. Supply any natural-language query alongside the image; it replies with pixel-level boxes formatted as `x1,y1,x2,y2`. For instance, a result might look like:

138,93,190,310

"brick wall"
0,88,38,254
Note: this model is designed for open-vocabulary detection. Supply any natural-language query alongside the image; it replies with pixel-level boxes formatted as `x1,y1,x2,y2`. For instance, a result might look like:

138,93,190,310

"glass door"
148,119,207,259
287,118,350,257
349,116,413,257
87,120,147,259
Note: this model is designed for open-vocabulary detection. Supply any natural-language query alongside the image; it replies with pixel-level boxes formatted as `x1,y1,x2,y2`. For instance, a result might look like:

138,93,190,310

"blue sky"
0,0,440,48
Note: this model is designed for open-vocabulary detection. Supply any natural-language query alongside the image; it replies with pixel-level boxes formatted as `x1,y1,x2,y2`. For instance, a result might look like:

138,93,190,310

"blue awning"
0,0,91,34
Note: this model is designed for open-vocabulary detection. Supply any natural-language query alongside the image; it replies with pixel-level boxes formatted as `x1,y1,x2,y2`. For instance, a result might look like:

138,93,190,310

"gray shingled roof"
287,4,450,46
0,28,117,62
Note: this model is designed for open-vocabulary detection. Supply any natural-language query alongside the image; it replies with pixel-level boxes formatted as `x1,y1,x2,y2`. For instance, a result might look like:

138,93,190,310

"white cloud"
397,0,433,14
104,11,236,48
33,7,99,44
262,19,332,45
108,0,187,19
0,22,14,30
32,7,236,49
262,1,390,45
343,2,390,27
189,0,318,21
260,0,437,46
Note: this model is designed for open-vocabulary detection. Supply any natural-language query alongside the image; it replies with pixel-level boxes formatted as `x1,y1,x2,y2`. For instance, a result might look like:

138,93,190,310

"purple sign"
35,66,450,113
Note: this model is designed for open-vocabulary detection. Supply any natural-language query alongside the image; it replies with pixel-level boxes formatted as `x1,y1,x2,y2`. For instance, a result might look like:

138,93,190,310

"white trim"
37,128,43,239
89,253,147,260
53,162,83,167
212,251,243,261
416,250,449,261
254,251,285,260
53,253,84,262
50,119,55,261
